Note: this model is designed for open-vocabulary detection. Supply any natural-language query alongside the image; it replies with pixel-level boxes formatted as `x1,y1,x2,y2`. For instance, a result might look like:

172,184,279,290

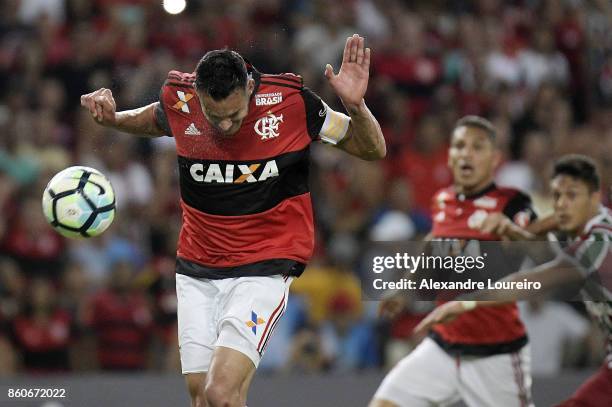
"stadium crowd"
0,0,611,376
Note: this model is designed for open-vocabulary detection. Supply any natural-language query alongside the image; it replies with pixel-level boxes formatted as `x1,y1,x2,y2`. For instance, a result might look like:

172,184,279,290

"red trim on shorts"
257,292,286,352
259,276,291,353
512,352,528,407
259,301,286,355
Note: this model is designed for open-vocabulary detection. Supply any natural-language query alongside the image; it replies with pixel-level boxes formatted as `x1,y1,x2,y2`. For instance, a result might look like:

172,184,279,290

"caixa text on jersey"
189,160,279,184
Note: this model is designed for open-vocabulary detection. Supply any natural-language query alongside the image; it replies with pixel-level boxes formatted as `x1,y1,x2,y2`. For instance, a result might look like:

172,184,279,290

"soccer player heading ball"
80,34,385,407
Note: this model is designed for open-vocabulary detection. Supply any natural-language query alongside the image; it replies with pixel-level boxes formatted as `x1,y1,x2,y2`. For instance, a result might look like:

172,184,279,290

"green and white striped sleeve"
571,230,612,277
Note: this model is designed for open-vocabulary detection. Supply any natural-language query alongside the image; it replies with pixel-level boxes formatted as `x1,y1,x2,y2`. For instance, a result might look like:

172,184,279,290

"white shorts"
373,337,533,407
176,273,292,374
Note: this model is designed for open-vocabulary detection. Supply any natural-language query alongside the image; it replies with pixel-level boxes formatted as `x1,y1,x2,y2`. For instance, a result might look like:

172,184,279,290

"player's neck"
583,206,603,231
571,206,602,237
455,178,495,198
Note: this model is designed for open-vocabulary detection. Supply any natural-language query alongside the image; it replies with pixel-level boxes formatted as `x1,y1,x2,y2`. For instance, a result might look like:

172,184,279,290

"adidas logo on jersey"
185,123,201,136
190,160,279,184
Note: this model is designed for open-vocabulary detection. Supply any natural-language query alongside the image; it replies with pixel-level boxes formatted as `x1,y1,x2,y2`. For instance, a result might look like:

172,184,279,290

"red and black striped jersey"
154,66,327,278
429,183,536,356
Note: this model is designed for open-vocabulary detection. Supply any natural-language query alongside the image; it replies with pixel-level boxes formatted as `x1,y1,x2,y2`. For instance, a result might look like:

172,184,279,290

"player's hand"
378,292,408,320
80,88,117,126
525,215,558,236
479,212,512,235
479,212,534,240
412,301,468,338
324,33,370,112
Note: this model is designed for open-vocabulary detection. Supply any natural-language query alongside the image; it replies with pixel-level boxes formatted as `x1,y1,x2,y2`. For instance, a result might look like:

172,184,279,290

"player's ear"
447,145,453,168
590,190,601,207
492,148,502,169
247,78,255,96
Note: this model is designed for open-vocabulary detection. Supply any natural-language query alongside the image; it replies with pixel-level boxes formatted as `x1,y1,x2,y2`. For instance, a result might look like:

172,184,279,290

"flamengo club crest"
254,111,283,140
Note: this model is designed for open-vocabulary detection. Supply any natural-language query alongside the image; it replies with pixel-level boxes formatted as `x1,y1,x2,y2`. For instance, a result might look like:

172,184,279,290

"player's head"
194,50,255,136
448,116,500,193
551,155,601,234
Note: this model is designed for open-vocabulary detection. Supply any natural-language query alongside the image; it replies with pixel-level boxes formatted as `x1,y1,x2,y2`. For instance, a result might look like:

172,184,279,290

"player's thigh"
205,345,256,399
459,345,533,407
176,273,219,374
216,274,292,368
372,337,460,407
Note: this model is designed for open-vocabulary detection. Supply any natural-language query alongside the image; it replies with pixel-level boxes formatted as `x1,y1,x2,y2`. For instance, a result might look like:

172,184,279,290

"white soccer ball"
42,166,116,239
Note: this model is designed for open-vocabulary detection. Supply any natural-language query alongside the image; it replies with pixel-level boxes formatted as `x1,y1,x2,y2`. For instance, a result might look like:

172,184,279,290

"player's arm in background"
479,213,558,240
412,256,585,337
80,88,167,137
377,233,435,320
477,191,556,240
468,224,610,305
412,191,564,334
320,34,386,161
400,218,560,327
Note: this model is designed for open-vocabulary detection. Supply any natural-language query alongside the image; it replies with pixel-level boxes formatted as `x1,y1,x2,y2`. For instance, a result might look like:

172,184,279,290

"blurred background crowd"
0,0,611,377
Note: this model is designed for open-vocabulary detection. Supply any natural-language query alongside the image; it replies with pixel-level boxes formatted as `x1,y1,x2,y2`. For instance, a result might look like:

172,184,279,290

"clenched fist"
80,88,117,126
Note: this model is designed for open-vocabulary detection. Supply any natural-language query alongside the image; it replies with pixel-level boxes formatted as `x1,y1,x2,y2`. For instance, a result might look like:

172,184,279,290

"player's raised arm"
80,88,166,137
324,34,386,161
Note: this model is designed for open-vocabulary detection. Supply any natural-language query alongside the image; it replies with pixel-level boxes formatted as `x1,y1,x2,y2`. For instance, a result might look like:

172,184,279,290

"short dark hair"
194,50,248,100
552,154,600,192
454,115,496,140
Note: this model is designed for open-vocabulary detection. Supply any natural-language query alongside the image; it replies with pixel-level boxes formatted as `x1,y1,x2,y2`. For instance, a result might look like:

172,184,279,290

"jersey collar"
244,59,261,100
582,205,611,235
455,182,496,201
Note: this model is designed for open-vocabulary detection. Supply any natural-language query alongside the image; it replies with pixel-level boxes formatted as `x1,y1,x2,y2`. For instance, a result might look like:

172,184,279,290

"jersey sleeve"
154,83,172,137
300,86,350,145
502,191,537,227
565,230,612,277
155,70,196,137
300,87,326,140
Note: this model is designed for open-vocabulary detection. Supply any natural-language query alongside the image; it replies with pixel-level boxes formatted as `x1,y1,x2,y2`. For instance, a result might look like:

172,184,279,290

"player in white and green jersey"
414,155,612,405
563,206,612,366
